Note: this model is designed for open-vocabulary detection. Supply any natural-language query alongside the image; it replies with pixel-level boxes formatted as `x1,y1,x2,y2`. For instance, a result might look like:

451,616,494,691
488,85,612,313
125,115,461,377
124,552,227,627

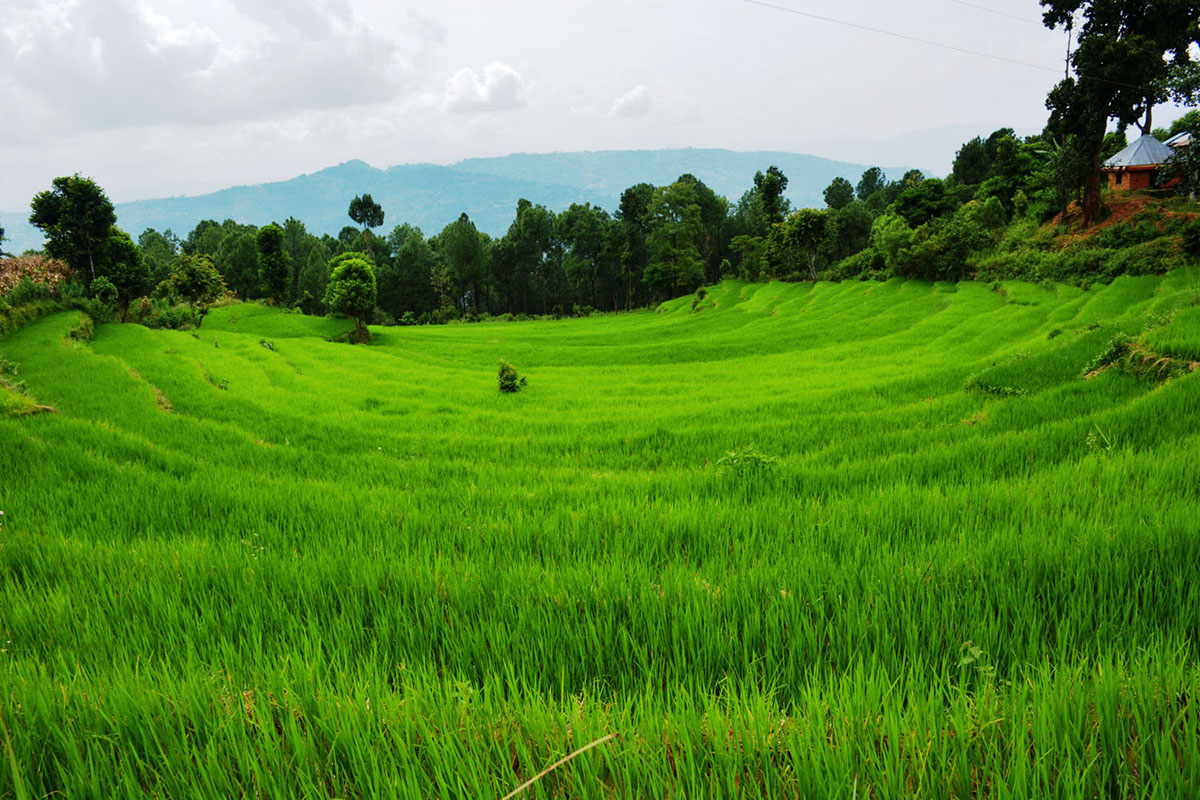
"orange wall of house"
1107,169,1156,191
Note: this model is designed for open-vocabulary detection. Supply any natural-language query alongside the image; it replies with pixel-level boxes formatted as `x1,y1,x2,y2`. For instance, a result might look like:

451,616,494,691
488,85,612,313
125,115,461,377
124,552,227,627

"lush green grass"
2,273,1200,798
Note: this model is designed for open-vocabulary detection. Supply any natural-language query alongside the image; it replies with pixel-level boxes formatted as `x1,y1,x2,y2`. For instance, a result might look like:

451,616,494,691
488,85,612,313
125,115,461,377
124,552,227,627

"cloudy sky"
0,0,1190,209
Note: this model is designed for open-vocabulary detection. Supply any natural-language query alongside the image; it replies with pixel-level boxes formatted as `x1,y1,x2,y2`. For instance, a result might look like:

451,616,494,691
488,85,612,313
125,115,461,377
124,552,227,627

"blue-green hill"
1,148,909,252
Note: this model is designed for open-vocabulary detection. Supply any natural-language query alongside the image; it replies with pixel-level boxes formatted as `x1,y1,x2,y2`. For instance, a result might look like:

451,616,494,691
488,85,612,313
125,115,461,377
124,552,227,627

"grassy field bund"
3,273,1200,798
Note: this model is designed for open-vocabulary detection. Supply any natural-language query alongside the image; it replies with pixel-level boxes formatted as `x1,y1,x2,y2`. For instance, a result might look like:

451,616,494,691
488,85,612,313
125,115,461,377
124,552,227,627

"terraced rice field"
2,273,1200,798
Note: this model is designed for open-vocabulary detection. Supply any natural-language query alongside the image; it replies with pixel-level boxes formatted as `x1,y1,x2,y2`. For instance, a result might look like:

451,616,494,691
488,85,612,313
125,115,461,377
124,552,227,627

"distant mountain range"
1,148,913,254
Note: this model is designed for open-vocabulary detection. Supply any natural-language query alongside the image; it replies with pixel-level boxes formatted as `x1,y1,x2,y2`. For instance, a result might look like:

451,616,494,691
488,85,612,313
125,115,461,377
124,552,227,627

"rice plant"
1,272,1199,798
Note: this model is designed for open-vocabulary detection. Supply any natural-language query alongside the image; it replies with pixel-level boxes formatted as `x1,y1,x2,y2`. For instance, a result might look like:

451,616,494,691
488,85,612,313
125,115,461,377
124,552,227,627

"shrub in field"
498,360,527,393
715,444,779,477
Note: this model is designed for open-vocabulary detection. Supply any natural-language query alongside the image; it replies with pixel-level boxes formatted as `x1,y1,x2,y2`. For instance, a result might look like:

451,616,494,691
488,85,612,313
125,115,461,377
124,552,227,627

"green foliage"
28,174,116,285
89,276,118,308
323,256,376,342
753,166,789,226
822,177,854,210
714,444,778,477
138,228,180,284
644,181,705,296
497,359,526,392
256,224,292,306
348,194,385,231
167,255,227,328
1040,0,1200,223
1182,220,1200,258
102,228,153,319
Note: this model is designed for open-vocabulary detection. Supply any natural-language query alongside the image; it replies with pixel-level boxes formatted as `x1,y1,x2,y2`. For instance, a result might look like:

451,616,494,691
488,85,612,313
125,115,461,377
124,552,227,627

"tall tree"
617,184,654,309
379,224,438,319
281,217,314,303
215,229,260,300
103,229,152,322
753,166,789,226
675,174,730,284
558,203,611,309
786,209,831,282
644,181,704,298
439,213,487,313
348,195,385,262
952,137,991,185
28,175,116,284
182,220,224,257
256,223,292,305
856,167,886,202
138,228,179,284
296,241,334,315
1040,0,1200,224
823,177,855,210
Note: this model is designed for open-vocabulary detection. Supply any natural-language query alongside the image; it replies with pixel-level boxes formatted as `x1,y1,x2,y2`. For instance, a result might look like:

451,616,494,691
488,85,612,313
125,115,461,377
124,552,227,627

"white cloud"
443,61,527,114
0,0,443,140
610,85,652,118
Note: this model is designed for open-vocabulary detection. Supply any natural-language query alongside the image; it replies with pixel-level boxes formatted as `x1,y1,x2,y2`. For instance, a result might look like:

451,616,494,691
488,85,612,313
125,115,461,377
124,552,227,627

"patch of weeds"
498,360,527,393
963,376,1027,398
715,444,779,477
63,315,94,345
1047,328,1062,340
1082,334,1129,378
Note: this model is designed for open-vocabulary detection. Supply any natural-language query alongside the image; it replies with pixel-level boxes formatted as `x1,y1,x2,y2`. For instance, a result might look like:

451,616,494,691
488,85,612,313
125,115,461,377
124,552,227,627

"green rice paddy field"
3,273,1200,798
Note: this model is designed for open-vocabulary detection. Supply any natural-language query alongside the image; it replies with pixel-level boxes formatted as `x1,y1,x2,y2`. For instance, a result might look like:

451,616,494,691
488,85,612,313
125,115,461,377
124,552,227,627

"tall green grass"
2,273,1200,798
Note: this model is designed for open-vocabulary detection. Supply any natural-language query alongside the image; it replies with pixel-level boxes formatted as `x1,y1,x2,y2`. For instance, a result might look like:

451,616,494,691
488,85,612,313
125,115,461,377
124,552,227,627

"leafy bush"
834,248,885,280
715,444,779,477
498,360,527,393
142,305,195,330
1082,334,1130,376
90,276,118,307
1182,219,1200,258
4,277,55,306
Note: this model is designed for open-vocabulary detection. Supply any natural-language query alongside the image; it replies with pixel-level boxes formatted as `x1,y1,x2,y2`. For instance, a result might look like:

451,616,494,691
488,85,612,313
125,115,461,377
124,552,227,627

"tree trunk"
1138,104,1153,136
1081,138,1105,227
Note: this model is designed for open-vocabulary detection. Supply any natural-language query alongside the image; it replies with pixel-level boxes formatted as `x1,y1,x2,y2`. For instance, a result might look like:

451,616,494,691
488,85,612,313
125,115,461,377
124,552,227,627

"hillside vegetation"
2,272,1200,798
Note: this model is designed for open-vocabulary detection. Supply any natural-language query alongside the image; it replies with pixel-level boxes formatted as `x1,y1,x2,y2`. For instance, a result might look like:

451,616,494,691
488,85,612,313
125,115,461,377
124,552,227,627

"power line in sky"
742,0,1153,93
741,0,1061,74
945,0,1044,26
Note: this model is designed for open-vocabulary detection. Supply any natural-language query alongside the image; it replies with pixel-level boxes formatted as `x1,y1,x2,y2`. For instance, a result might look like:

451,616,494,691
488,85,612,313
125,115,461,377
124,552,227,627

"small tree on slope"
324,256,376,343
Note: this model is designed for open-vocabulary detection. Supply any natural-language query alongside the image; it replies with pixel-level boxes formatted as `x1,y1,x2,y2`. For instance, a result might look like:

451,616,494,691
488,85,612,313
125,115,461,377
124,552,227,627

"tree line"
2,105,1197,334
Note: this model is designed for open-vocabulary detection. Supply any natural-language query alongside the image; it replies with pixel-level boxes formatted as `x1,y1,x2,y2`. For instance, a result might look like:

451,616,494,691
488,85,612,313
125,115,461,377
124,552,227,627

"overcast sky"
0,0,1191,209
